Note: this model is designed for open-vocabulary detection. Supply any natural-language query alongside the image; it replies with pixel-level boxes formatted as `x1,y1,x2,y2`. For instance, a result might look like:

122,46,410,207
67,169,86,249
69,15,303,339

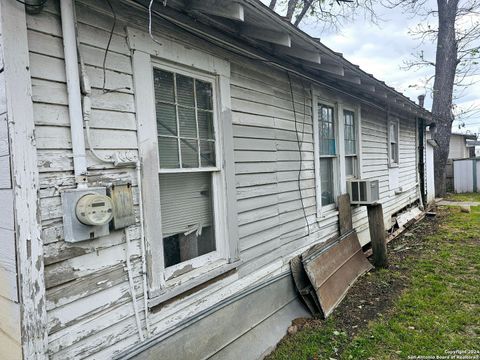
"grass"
267,205,480,360
443,192,480,202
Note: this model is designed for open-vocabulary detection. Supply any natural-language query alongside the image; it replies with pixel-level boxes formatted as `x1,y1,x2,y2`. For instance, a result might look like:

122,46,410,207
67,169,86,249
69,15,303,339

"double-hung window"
388,118,399,166
129,27,238,304
154,68,218,273
316,104,337,210
344,110,357,178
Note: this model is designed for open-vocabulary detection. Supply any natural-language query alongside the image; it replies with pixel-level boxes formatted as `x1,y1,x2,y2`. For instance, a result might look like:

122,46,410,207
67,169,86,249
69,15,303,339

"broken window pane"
159,172,215,267
154,68,219,273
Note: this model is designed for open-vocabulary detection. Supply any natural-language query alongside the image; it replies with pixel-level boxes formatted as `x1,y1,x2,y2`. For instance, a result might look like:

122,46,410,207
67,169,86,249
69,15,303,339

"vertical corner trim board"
1,0,48,358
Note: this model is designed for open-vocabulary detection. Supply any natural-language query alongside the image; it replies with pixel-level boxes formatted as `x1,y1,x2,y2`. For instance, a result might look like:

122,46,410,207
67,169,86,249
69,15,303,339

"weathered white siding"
361,109,418,229
448,134,470,159
230,62,339,277
23,1,421,358
27,2,143,358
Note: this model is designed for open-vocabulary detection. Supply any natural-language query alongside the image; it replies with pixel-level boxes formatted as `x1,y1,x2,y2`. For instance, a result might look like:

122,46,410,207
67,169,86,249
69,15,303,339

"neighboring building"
448,133,477,160
441,132,477,191
0,0,432,359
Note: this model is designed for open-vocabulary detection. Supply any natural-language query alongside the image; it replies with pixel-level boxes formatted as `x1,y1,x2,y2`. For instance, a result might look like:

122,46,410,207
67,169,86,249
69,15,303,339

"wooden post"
367,204,388,268
337,193,353,236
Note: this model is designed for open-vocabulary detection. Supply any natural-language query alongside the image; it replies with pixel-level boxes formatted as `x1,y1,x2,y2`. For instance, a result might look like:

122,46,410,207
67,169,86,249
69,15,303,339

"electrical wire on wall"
287,71,311,237
102,0,116,93
102,0,131,94
148,0,168,46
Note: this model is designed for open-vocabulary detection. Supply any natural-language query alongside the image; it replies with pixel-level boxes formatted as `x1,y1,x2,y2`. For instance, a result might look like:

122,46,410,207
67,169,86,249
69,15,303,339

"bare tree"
395,0,480,195
269,0,479,195
269,0,377,29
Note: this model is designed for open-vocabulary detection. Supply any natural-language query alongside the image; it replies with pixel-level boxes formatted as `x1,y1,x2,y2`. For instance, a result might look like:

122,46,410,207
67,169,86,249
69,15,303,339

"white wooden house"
0,0,432,359
448,133,476,160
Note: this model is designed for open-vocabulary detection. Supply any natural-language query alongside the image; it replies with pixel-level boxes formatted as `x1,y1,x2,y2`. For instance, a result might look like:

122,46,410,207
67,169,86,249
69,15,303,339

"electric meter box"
62,187,112,242
107,183,136,230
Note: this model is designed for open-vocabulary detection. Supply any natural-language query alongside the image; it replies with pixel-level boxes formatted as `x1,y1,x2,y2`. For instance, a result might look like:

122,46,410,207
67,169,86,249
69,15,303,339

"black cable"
102,0,117,93
16,0,47,7
287,71,311,237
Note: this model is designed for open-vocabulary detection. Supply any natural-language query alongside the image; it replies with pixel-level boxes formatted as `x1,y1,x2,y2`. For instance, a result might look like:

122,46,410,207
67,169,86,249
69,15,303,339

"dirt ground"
272,209,440,357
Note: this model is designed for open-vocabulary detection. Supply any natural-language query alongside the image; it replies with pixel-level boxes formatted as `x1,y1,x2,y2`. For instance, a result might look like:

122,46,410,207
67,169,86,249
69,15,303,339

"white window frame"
128,27,240,306
154,63,222,279
313,95,340,218
154,63,220,174
342,106,361,179
388,117,400,167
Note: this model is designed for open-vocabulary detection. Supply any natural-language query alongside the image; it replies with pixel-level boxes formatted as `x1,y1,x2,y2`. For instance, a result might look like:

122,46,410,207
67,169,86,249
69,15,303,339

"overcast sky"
262,1,480,135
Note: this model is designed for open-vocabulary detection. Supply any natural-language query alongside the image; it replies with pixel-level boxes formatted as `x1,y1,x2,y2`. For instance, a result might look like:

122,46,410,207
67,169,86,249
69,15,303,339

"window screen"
154,69,216,169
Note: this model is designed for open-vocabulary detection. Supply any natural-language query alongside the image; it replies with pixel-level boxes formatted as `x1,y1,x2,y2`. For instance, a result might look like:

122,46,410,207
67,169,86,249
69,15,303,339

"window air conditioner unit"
347,179,380,205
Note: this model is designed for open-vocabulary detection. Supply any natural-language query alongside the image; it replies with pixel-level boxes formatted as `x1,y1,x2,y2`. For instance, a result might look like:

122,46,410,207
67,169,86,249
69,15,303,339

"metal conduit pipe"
60,0,88,187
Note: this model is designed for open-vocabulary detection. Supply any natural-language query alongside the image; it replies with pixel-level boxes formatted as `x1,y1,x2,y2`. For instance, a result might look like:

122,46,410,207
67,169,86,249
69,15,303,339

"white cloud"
260,0,480,134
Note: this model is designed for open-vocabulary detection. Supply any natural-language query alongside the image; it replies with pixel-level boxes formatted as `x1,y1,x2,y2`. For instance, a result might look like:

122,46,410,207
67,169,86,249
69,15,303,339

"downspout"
417,95,426,209
60,0,88,188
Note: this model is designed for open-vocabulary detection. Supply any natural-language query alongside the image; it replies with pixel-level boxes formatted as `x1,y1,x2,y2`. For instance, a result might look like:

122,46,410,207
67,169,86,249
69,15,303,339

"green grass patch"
444,192,480,202
267,206,480,360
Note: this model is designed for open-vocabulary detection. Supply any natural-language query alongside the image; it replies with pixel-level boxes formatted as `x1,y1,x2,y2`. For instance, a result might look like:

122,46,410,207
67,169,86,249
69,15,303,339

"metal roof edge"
241,0,430,117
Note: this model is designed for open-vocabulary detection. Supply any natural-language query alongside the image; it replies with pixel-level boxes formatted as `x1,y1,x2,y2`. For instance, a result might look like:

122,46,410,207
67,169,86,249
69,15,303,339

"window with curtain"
389,120,399,166
318,104,336,206
154,68,217,268
344,110,357,177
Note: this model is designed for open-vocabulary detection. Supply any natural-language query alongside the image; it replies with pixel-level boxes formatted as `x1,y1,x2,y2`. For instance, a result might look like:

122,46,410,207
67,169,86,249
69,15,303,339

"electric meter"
75,194,114,226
